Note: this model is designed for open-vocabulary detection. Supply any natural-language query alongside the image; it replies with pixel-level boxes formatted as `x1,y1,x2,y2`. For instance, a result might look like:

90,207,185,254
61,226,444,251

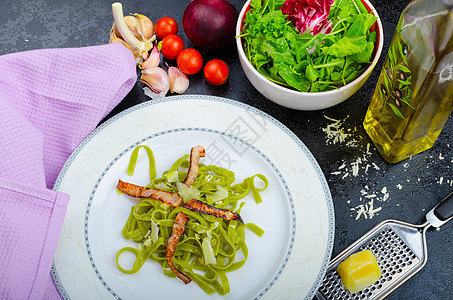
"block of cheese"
336,249,382,293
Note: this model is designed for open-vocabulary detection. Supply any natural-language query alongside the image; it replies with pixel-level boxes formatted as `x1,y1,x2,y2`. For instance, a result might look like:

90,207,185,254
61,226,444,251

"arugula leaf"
314,57,345,73
331,71,342,81
350,41,375,63
327,36,367,57
278,64,311,92
251,0,262,11
336,0,352,19
345,13,378,38
306,64,319,82
367,31,376,43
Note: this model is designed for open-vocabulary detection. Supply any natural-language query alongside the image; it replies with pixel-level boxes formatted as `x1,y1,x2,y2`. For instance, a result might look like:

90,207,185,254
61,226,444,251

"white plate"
52,95,334,300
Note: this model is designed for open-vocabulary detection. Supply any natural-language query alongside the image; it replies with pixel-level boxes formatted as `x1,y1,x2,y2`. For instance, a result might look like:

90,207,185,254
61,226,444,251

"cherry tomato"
154,17,178,40
161,35,184,60
177,48,204,75
203,59,229,86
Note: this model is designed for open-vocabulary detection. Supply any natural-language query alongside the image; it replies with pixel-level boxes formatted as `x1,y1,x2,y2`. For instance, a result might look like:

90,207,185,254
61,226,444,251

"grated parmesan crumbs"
381,187,390,201
322,115,358,147
323,115,379,179
437,177,453,186
322,115,450,222
349,186,390,220
330,146,375,179
352,198,382,220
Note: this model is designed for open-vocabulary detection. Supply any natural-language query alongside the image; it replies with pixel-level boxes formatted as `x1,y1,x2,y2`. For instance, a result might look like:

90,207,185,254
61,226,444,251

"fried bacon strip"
184,199,244,223
183,145,205,187
166,211,191,284
117,179,183,207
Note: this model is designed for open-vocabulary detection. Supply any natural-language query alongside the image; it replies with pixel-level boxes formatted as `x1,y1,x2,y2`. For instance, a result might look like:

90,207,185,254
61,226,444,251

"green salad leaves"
239,0,378,92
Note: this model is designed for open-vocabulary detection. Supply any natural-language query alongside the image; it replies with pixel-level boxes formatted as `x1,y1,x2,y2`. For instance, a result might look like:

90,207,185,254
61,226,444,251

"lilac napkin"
0,43,137,299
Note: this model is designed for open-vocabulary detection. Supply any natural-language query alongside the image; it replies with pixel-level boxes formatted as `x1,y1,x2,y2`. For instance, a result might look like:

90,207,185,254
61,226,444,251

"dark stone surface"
1,0,451,299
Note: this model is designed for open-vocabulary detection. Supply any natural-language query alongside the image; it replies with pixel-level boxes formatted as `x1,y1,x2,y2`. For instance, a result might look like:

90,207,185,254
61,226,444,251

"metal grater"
316,191,453,300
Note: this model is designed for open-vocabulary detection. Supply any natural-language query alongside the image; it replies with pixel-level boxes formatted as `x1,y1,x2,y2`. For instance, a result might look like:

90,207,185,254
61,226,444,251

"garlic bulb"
109,2,156,64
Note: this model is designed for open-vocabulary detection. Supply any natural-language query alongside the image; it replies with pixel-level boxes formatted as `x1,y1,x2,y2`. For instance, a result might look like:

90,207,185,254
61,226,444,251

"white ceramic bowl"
235,0,384,111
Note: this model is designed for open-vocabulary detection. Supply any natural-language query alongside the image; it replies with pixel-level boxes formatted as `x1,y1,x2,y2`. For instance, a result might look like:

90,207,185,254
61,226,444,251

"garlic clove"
114,15,142,40
141,46,160,69
141,67,170,97
134,13,154,40
168,67,189,94
109,32,135,52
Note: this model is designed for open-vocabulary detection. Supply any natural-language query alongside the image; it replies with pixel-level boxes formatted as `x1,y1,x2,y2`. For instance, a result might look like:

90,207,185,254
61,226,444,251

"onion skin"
182,0,239,50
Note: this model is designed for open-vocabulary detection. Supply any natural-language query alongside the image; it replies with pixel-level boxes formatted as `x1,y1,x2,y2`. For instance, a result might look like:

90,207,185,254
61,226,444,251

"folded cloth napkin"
0,43,137,299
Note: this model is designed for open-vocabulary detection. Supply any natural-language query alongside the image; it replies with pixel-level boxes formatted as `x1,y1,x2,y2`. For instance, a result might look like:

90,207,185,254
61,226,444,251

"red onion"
182,0,239,51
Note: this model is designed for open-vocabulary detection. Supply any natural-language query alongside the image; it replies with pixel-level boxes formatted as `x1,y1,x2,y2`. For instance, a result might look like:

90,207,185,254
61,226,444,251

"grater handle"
434,191,453,221
426,191,453,228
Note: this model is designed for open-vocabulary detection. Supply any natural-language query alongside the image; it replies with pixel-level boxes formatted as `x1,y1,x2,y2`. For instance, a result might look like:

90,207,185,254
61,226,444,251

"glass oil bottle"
363,0,453,163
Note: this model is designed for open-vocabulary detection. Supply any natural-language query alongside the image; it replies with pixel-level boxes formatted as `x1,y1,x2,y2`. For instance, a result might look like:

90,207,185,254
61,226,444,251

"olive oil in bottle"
363,0,453,163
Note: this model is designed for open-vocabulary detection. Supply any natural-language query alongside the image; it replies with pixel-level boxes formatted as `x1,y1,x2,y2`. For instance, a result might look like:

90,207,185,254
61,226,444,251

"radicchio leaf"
281,0,334,35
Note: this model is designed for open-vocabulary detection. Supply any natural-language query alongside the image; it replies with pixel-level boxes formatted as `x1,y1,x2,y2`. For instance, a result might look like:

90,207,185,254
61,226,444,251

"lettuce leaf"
327,36,368,57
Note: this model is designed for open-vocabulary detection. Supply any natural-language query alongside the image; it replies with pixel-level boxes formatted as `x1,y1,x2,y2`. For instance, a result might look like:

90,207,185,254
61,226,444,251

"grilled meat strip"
183,145,205,187
117,179,183,207
166,211,191,284
184,199,244,223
